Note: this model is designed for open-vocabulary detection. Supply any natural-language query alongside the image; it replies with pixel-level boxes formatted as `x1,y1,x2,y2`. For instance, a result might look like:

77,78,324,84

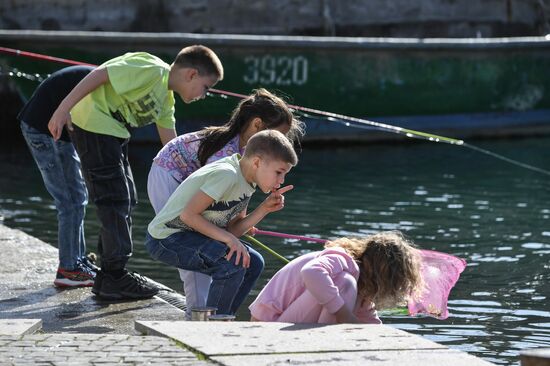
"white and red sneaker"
53,263,95,287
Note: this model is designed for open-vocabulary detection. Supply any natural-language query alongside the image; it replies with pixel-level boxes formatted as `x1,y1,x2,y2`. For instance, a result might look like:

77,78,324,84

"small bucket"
208,314,236,321
190,306,217,321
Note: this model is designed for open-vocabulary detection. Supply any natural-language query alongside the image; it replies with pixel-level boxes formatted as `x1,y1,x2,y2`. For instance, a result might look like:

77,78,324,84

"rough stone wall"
0,0,549,37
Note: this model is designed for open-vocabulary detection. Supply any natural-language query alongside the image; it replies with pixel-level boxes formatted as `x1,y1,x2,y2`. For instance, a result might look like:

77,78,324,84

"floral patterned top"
152,131,244,183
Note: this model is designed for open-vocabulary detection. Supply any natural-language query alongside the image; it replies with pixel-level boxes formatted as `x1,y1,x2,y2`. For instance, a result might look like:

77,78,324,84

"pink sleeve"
300,252,353,314
249,300,283,321
355,301,382,324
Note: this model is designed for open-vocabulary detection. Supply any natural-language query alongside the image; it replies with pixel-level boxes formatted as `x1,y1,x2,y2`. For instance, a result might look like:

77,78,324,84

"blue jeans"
68,124,136,272
20,121,88,270
145,231,264,315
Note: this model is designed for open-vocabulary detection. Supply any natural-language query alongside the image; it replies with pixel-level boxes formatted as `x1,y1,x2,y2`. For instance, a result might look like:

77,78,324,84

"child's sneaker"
53,263,96,287
81,254,100,272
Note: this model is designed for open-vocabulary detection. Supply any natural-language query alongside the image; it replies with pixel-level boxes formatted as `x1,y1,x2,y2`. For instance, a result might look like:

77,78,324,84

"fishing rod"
317,113,550,177
2,46,550,176
0,45,462,146
208,88,464,146
244,235,289,264
209,89,550,178
0,46,95,67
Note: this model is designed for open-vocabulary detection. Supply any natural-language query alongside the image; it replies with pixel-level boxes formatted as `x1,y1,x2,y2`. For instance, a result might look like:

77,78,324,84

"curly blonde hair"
325,231,423,309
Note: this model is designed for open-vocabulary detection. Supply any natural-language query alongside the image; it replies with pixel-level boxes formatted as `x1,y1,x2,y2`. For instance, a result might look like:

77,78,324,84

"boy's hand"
48,108,73,140
261,185,294,213
224,237,250,268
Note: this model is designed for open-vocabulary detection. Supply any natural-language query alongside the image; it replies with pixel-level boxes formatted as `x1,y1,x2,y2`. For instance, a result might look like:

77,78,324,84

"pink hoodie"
249,247,381,324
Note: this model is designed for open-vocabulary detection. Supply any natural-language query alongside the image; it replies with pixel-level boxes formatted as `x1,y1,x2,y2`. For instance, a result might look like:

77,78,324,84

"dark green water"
1,136,549,365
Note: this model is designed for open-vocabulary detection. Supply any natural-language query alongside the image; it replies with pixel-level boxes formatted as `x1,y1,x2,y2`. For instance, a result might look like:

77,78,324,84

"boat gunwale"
1,30,550,51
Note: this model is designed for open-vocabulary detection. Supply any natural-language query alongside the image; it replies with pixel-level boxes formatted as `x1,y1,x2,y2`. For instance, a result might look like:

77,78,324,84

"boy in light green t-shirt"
48,45,224,300
145,130,298,315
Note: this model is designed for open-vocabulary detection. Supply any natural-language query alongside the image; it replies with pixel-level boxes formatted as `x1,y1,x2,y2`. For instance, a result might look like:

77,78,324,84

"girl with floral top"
147,88,304,319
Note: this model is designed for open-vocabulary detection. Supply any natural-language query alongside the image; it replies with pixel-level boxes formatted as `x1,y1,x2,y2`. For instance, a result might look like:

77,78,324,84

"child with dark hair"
19,65,97,287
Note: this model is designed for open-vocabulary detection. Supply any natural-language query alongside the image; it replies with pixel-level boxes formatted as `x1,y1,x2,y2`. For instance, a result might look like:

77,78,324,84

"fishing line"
0,46,95,67
323,114,550,177
0,66,48,82
461,142,550,177
211,91,550,176
244,235,289,264
3,46,549,176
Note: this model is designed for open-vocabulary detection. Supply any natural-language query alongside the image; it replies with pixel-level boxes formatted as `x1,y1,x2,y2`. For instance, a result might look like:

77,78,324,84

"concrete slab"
0,333,211,365
135,321,447,356
212,349,496,366
0,318,42,335
0,224,185,334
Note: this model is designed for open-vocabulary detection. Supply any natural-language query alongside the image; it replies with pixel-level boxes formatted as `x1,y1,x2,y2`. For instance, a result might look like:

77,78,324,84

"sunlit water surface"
1,136,549,365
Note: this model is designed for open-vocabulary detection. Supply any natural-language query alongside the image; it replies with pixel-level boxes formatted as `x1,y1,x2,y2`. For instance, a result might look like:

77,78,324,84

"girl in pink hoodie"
249,231,424,324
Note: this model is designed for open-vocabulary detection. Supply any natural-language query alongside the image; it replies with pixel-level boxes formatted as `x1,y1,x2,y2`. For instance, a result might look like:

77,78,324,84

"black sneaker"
98,271,159,300
91,269,104,296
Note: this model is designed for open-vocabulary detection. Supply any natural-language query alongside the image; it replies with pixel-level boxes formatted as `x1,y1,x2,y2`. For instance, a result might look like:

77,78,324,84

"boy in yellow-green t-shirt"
48,45,224,300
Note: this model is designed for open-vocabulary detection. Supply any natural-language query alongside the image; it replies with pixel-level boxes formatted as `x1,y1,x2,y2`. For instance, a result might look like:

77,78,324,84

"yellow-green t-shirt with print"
71,52,176,139
148,154,257,240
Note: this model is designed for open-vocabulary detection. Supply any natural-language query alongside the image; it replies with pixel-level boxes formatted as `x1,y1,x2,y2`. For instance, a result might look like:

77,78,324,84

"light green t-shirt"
71,52,176,139
148,154,257,240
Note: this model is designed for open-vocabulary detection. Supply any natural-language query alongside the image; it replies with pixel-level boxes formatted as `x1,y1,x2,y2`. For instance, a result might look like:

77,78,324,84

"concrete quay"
0,223,208,365
0,223,185,335
0,223,497,365
0,331,204,366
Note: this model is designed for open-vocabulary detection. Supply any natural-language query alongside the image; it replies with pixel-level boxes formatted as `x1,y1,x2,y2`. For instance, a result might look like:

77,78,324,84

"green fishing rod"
293,109,550,177
208,89,550,176
209,88,465,146
244,235,290,264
